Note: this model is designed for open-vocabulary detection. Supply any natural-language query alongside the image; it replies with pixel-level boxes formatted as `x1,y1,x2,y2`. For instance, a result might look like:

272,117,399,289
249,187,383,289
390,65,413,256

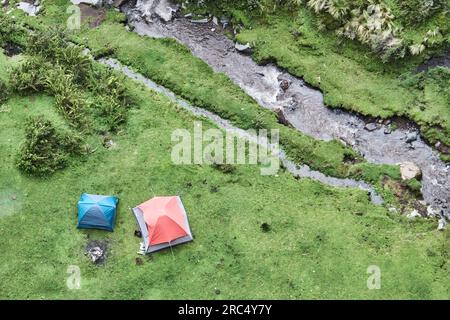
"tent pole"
169,241,174,258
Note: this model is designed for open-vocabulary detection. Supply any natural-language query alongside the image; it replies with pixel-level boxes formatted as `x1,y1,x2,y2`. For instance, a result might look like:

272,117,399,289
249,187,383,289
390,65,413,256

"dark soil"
416,49,450,73
85,240,108,265
2,43,22,57
80,4,107,28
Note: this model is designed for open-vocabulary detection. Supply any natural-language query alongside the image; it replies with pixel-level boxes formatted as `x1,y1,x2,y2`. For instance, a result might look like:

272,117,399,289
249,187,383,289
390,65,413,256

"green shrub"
86,65,133,107
27,28,92,82
85,65,133,132
399,0,447,25
9,57,47,93
404,178,422,195
44,66,88,125
0,11,26,48
16,116,82,176
91,95,128,132
22,29,132,131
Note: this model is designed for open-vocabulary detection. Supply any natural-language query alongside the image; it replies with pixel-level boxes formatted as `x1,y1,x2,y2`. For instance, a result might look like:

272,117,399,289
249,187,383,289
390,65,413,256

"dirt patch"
417,49,450,73
2,43,22,57
85,240,108,265
79,4,106,28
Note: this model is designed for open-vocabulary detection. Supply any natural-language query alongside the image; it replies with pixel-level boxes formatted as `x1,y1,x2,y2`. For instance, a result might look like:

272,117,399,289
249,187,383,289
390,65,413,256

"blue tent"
77,193,119,231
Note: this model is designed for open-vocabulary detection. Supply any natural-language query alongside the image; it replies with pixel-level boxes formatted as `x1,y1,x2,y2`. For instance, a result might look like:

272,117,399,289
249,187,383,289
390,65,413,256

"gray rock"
279,79,290,91
406,132,418,143
88,247,104,262
191,17,209,24
438,218,446,231
220,16,229,28
104,139,117,149
136,0,176,23
274,107,293,127
406,209,421,219
71,0,103,7
16,2,40,16
113,0,128,7
235,42,252,53
399,162,422,180
426,206,438,217
364,123,378,132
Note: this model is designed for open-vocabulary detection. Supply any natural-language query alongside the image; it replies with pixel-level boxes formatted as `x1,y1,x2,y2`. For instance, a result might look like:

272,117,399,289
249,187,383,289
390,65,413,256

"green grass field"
0,2,449,299
1,49,450,299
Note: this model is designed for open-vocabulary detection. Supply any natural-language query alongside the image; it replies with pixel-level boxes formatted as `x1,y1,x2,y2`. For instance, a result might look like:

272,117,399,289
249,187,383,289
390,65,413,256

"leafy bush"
27,28,92,82
44,67,88,126
0,11,26,48
11,27,133,131
10,59,88,127
85,65,133,132
399,0,447,25
16,116,82,176
9,57,48,93
91,95,128,132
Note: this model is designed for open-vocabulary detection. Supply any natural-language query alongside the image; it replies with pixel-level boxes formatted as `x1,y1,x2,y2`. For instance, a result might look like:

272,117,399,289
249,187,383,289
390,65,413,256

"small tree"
16,116,82,176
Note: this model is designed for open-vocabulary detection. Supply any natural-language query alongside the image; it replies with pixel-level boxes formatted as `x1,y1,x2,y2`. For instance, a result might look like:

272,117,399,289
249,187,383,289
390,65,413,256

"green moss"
404,178,423,195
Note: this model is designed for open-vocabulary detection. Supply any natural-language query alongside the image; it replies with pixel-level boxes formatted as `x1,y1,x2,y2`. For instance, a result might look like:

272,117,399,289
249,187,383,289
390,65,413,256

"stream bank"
117,1,449,222
100,57,384,205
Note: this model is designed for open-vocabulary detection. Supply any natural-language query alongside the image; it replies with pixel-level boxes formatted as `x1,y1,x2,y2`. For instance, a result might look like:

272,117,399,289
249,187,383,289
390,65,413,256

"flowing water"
100,58,384,205
119,3,449,219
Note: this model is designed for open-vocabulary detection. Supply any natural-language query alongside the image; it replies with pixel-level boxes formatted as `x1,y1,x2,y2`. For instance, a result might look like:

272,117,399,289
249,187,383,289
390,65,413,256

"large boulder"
399,162,422,180
16,1,40,16
71,0,103,7
136,0,177,23
274,107,293,128
235,42,252,54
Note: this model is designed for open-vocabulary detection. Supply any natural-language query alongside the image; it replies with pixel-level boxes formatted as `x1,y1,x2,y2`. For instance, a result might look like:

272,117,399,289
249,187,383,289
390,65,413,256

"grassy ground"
0,3,449,299
1,49,450,299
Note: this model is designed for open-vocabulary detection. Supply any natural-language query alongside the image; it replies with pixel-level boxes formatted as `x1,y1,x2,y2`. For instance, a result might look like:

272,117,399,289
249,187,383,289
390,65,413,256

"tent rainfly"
77,193,119,231
132,196,193,253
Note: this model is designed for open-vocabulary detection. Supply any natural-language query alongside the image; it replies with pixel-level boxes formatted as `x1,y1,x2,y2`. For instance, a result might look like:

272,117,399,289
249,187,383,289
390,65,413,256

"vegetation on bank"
178,0,450,157
81,22,405,186
5,1,403,184
10,28,133,133
179,0,449,61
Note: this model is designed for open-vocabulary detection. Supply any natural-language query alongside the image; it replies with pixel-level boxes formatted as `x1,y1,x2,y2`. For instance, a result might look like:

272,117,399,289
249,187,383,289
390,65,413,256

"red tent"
132,196,193,253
